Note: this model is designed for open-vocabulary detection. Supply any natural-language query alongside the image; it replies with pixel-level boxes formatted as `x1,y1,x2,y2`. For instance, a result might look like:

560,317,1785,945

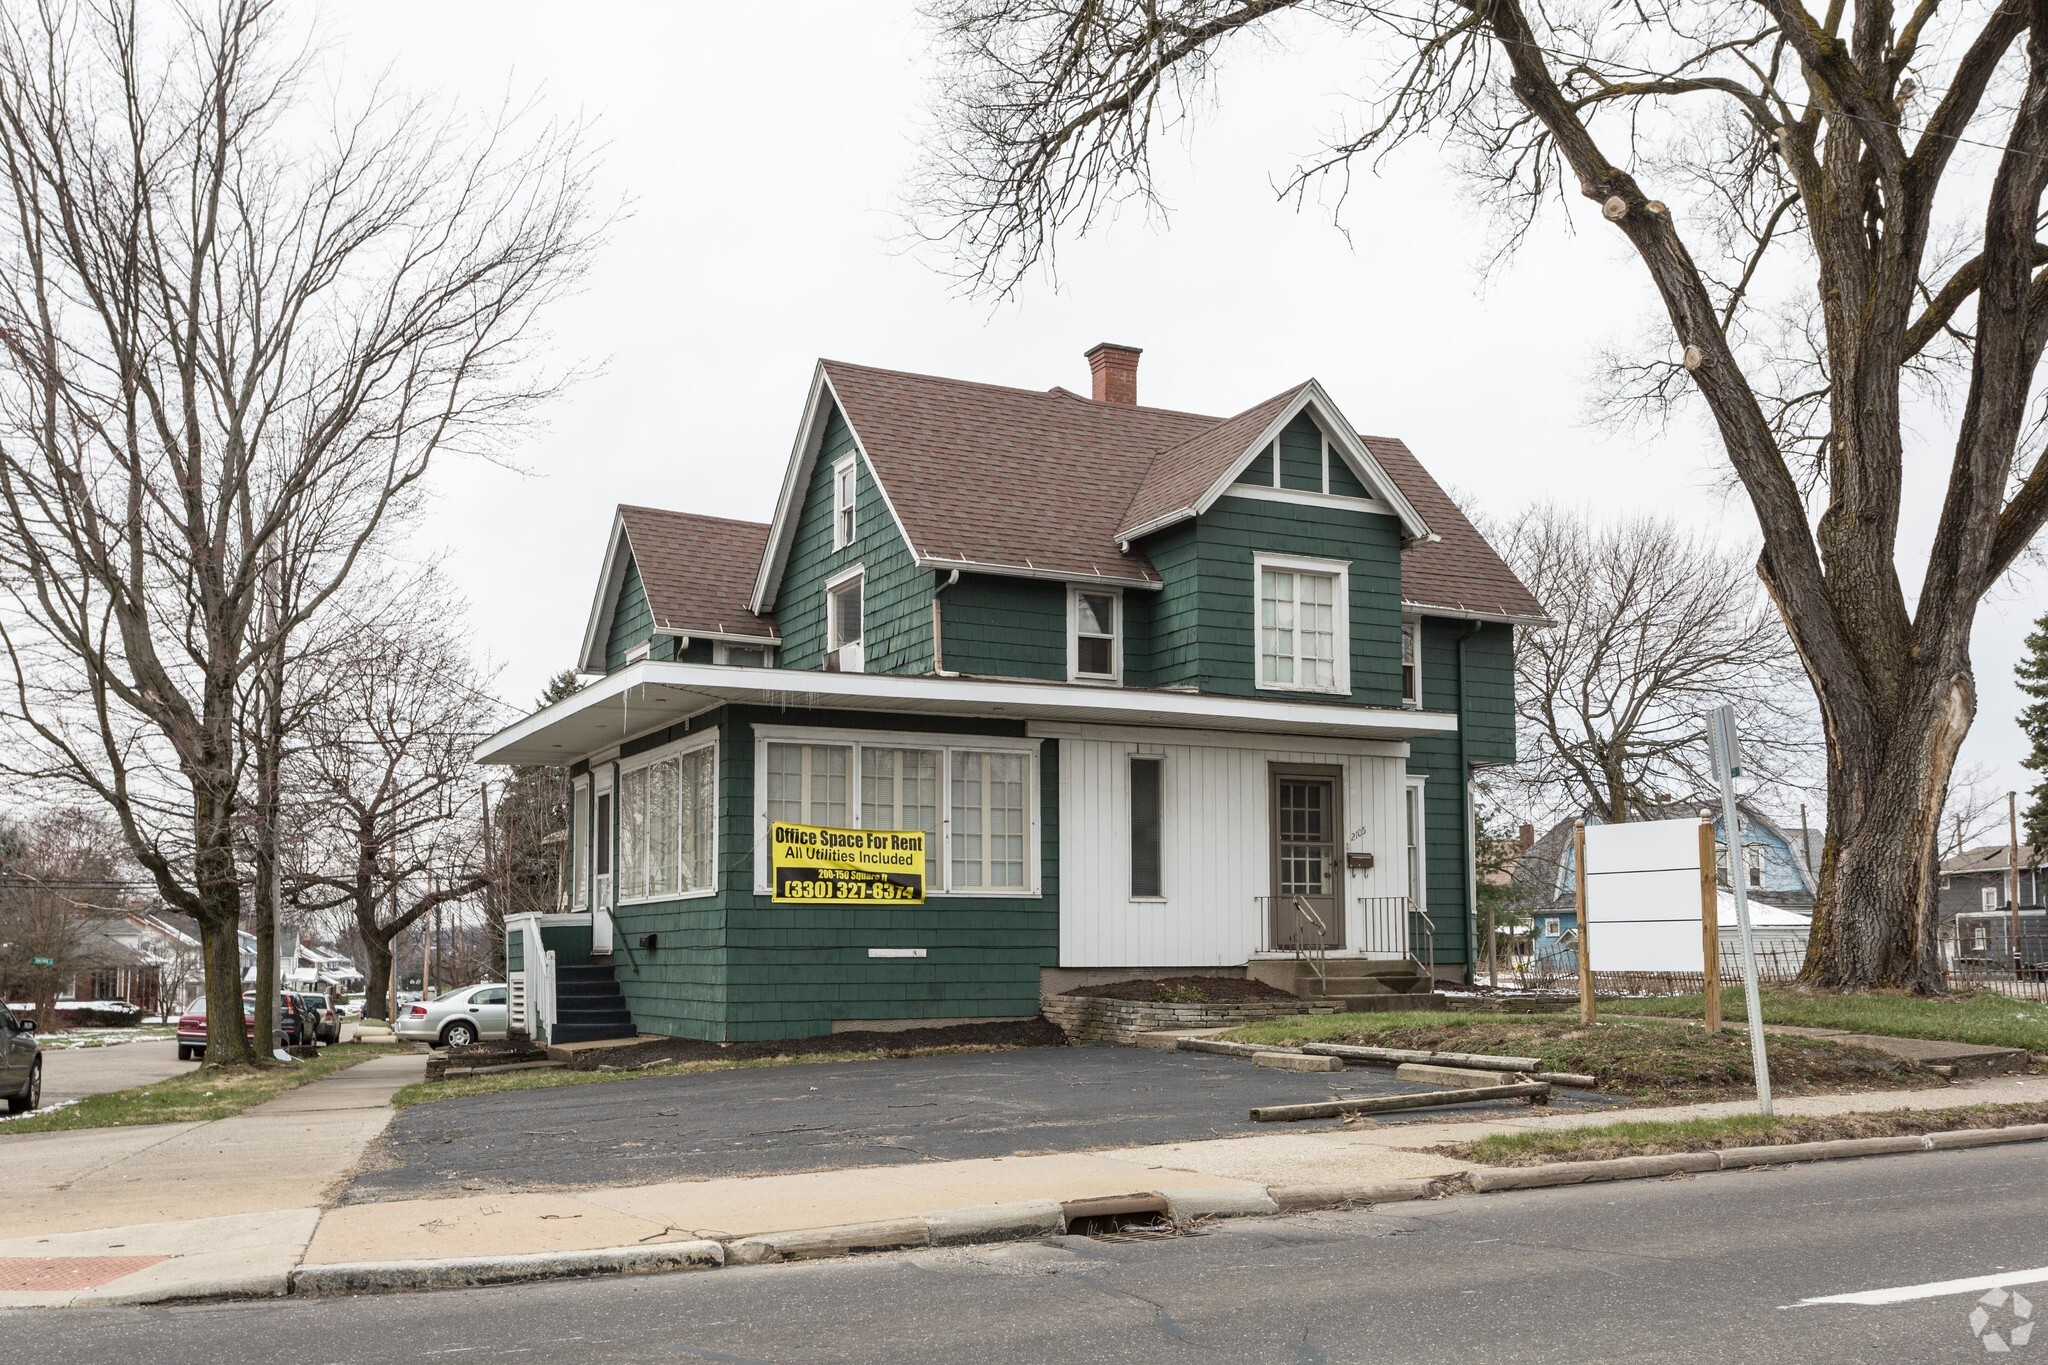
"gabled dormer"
578,507,779,674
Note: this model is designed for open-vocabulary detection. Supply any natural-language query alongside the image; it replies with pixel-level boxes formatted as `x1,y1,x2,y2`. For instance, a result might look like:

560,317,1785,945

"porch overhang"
475,661,1458,766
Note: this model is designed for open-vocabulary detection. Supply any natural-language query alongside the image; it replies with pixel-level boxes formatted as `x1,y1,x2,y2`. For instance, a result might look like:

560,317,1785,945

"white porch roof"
475,661,1457,766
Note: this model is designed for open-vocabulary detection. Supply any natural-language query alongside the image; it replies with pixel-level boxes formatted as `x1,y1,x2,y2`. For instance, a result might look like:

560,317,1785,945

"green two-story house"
477,345,1544,1043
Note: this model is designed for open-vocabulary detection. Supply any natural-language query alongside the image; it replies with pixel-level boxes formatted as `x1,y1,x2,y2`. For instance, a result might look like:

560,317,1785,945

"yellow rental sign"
769,822,926,904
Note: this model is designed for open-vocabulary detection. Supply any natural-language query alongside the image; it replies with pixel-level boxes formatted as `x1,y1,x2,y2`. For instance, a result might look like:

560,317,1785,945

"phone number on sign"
776,877,922,902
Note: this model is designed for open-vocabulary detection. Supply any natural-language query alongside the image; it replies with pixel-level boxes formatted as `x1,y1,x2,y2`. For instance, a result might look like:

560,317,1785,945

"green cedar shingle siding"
776,406,932,673
936,573,1067,680
1128,496,1405,704
604,555,654,672
1277,412,1325,491
601,705,1060,1042
1328,451,1370,498
1236,445,1274,486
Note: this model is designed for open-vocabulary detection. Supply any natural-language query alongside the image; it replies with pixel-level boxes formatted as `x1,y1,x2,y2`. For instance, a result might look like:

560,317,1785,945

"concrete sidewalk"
0,1050,424,1306
6,1053,2048,1308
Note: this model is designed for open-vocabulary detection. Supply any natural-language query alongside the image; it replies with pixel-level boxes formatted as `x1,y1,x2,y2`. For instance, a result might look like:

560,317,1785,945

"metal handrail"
1255,895,1333,984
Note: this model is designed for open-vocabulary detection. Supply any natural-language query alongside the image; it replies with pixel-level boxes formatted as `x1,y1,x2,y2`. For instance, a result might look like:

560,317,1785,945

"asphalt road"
14,1143,2048,1362
34,1038,189,1108
342,1045,1617,1201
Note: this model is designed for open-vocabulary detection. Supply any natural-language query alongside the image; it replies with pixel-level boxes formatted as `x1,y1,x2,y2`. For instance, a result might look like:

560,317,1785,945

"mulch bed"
561,1015,1066,1071
1060,975,1297,1003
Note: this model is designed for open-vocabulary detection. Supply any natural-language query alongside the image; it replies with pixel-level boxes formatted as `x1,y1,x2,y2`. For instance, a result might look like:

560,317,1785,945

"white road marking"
1792,1267,2048,1307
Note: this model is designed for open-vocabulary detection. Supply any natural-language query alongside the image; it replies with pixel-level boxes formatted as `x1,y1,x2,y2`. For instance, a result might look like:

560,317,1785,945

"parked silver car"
393,984,510,1048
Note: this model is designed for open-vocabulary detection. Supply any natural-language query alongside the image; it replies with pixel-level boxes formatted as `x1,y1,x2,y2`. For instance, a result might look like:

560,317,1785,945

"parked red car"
176,997,289,1061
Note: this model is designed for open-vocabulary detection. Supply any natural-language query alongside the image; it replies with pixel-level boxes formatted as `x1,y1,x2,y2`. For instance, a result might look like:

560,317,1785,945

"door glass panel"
1276,780,1331,895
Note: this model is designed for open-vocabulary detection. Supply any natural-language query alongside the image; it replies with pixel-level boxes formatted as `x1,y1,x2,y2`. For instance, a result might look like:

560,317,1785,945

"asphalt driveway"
341,1044,1616,1202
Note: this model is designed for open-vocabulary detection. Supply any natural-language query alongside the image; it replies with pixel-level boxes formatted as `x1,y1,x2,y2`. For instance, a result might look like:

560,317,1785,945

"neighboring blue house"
1519,802,1815,970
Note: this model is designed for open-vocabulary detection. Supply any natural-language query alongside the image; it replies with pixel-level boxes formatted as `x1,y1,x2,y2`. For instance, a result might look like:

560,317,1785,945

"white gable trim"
751,363,925,615
1196,382,1430,540
575,510,636,675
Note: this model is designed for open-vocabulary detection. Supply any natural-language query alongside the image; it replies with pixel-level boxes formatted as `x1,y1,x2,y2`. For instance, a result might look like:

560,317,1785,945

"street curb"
289,1240,725,1296
125,1123,2048,1303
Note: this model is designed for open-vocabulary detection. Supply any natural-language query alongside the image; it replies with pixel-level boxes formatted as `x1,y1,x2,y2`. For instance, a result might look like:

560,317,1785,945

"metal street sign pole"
1708,705,1773,1116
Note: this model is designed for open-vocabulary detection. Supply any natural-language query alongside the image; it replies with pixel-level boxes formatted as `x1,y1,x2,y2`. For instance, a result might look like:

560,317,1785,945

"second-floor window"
1070,587,1120,682
827,568,864,672
1745,845,1765,889
832,455,857,549
1400,621,1420,706
1255,554,1349,694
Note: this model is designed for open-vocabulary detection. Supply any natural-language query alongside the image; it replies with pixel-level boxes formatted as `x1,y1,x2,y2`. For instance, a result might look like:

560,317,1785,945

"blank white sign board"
1582,819,1704,973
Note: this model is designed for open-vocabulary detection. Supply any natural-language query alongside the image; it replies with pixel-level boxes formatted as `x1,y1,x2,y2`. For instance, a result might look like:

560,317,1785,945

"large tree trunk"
361,934,393,1023
197,914,255,1064
1802,665,1973,992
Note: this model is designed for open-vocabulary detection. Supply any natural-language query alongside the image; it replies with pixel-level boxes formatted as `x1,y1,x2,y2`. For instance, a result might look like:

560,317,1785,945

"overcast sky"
336,0,2041,824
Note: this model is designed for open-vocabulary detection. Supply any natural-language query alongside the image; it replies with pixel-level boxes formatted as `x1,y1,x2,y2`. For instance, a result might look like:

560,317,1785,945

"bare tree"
1494,505,1817,825
0,807,131,1026
285,606,498,1020
916,0,2048,989
0,1,595,1059
1938,760,2008,862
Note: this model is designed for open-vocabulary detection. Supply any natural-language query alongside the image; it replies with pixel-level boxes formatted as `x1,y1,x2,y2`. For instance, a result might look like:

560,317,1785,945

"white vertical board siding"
1052,730,1409,967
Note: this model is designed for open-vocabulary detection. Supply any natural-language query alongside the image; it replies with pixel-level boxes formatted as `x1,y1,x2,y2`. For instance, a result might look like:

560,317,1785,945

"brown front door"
1270,766,1344,950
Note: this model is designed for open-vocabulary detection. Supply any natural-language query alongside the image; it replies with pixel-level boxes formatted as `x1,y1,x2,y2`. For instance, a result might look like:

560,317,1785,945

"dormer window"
832,455,857,550
1069,587,1121,683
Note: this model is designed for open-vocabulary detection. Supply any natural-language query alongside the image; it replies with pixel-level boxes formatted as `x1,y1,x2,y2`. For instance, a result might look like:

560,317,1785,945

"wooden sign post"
1573,819,1595,1025
1698,813,1722,1033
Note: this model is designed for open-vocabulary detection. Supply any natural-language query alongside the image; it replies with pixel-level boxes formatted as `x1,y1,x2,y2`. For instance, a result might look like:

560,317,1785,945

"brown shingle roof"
1116,384,1310,538
1361,437,1549,622
618,506,778,639
822,360,1213,584
818,360,1544,622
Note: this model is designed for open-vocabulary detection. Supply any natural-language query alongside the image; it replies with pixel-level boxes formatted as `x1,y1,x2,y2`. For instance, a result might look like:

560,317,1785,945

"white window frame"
751,724,1040,898
570,775,590,910
1404,776,1427,915
1399,619,1421,708
1984,886,2001,912
615,734,719,905
1744,844,1766,889
1253,552,1351,696
831,454,857,550
713,640,775,667
1127,752,1165,902
1542,917,1561,938
1067,585,1123,684
825,563,865,672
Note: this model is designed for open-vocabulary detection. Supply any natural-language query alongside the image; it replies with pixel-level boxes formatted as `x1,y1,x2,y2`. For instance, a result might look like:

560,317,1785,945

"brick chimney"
1086,342,1142,405
1519,823,1536,850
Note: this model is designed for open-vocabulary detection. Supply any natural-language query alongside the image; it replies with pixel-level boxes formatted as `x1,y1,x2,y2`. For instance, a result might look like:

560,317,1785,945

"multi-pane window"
1744,845,1765,889
618,745,716,901
1129,756,1163,898
1984,887,2000,912
1259,565,1340,691
1072,590,1118,681
571,781,589,909
950,751,1028,889
832,456,857,549
862,747,942,889
1400,621,1420,706
1404,783,1425,909
758,735,1036,895
766,742,850,827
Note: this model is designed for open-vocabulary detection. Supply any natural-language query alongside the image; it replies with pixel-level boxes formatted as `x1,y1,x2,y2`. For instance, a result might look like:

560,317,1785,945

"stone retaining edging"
1040,994,1334,1045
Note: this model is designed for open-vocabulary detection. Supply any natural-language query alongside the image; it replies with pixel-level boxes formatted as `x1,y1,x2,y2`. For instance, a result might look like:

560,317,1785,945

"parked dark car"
178,997,290,1060
295,993,339,1044
1,1002,40,1114
247,991,311,1047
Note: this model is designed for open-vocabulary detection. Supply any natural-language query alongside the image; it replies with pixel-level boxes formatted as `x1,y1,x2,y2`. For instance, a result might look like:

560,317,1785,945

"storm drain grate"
1059,1192,1201,1241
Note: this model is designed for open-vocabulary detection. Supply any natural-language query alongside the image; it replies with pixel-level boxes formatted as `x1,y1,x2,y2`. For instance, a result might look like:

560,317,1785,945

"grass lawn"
1220,1011,1934,1103
1602,988,2048,1052
391,1043,1025,1108
1449,1099,2048,1166
0,1043,380,1134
